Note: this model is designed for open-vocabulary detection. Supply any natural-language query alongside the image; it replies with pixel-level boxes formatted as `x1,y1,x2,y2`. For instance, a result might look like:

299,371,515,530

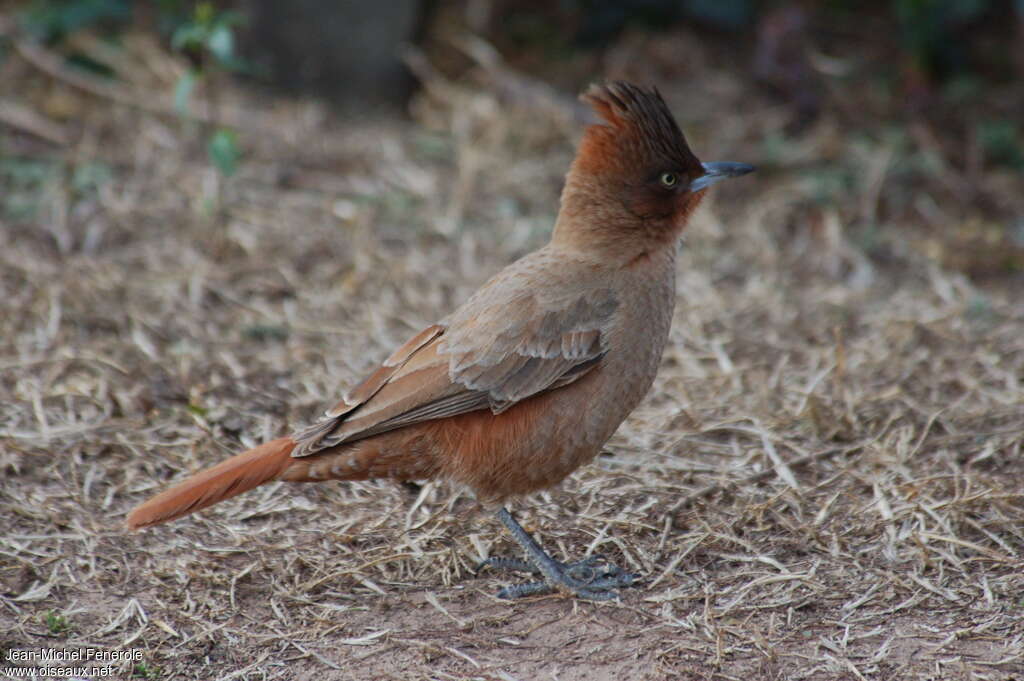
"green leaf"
216,10,246,28
977,120,1024,170
186,403,208,418
243,324,289,342
173,70,197,115
206,24,234,63
133,663,160,679
194,2,215,28
208,128,241,177
171,23,204,51
44,611,69,635
20,0,131,42
71,161,112,195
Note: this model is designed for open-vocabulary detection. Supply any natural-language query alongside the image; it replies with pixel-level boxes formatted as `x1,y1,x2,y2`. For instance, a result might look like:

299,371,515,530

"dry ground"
2,27,1024,681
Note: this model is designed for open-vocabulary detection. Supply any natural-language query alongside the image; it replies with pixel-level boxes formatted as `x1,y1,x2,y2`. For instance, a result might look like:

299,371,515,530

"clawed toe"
477,552,640,600
474,556,539,575
564,555,612,582
481,509,642,601
495,580,553,599
494,565,640,601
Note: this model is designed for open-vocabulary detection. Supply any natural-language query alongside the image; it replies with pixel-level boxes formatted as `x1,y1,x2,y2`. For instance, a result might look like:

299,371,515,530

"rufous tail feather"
126,437,296,529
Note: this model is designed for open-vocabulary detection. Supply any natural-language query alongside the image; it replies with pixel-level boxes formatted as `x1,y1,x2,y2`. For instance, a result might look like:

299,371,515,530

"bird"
126,81,754,600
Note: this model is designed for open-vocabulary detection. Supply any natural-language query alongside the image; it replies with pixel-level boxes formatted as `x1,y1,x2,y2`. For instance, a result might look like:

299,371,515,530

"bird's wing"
291,284,618,457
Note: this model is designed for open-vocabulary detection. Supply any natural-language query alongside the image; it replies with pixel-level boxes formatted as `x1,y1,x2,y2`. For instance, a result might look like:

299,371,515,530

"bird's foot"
477,554,640,601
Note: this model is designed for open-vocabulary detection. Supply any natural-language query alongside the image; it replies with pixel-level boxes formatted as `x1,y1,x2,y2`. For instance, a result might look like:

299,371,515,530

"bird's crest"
576,81,701,176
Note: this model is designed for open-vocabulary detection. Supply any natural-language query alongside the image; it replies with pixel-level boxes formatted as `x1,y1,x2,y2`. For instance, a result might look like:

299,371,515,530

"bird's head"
554,81,753,257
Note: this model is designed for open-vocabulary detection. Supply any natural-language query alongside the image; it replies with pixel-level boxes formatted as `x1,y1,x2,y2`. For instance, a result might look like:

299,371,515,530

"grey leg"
478,508,640,601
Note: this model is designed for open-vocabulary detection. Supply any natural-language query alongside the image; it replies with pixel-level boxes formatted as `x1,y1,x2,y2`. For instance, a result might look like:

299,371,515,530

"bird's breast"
433,253,678,502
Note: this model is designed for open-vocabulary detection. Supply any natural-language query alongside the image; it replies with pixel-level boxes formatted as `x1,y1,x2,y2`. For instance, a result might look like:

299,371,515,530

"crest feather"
575,81,700,176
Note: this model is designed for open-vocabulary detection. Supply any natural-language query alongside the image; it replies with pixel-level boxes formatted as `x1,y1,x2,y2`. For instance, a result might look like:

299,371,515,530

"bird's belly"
423,354,660,502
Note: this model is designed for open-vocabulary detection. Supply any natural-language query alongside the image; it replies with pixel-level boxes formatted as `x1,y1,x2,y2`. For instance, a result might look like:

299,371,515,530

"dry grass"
2,26,1024,681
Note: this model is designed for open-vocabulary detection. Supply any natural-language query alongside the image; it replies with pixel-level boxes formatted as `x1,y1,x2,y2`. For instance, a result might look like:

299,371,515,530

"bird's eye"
659,172,679,188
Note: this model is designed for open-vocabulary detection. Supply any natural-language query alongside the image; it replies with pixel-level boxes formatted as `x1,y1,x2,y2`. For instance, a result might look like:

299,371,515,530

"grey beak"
689,161,756,192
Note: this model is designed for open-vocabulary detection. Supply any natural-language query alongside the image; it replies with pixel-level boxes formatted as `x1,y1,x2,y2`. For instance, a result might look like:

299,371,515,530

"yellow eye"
659,172,679,188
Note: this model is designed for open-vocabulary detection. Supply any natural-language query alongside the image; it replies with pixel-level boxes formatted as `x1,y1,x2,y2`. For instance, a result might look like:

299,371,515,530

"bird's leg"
478,508,640,601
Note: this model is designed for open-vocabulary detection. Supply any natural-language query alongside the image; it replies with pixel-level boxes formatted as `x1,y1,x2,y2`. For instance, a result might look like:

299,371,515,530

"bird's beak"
689,162,756,192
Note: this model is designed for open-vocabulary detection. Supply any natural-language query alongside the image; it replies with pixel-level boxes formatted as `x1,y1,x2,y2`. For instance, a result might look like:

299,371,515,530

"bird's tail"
126,437,296,530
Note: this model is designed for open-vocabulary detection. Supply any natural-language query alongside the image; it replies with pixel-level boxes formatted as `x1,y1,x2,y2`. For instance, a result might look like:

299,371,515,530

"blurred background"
2,0,1023,277
3,2,1024,678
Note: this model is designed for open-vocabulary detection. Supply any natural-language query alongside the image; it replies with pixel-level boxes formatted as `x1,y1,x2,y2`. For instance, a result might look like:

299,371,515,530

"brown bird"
127,81,753,600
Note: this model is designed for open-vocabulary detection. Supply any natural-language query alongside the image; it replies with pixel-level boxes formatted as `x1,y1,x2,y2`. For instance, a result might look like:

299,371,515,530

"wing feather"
292,262,618,457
